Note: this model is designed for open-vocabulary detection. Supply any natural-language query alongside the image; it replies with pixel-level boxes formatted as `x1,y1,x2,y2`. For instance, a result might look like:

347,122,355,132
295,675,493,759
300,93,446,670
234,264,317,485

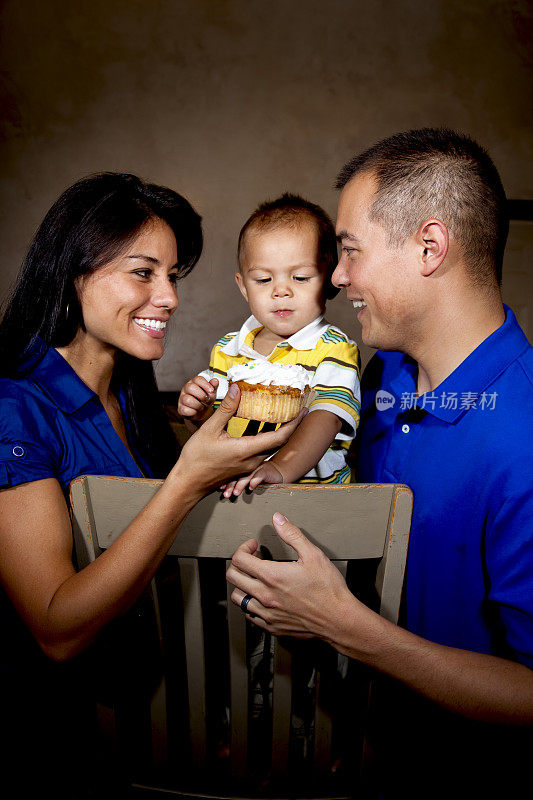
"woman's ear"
235,271,248,301
417,219,449,276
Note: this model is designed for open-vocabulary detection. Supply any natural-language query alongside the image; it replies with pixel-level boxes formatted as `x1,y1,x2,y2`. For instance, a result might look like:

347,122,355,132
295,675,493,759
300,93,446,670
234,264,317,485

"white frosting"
226,360,310,391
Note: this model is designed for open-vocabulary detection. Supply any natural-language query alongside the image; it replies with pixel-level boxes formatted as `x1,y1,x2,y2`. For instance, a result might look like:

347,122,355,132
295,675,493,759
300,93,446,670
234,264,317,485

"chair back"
70,476,412,798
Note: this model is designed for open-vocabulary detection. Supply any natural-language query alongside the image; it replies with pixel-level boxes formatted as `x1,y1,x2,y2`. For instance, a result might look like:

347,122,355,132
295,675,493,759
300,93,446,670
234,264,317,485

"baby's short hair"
237,193,339,299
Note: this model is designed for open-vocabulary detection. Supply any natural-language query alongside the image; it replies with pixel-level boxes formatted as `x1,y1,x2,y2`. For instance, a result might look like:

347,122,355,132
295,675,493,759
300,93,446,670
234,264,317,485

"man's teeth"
352,300,367,309
134,318,167,330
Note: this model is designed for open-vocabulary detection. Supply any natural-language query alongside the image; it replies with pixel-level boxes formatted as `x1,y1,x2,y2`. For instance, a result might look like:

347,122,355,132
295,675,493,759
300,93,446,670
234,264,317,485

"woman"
0,172,301,797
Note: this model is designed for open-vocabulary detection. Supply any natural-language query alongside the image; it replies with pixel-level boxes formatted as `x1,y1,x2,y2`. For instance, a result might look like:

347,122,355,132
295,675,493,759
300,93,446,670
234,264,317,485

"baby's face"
235,221,327,341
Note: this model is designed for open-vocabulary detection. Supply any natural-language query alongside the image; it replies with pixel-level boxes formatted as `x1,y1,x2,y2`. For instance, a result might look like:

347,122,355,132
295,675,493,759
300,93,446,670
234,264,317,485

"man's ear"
235,271,248,301
416,219,449,276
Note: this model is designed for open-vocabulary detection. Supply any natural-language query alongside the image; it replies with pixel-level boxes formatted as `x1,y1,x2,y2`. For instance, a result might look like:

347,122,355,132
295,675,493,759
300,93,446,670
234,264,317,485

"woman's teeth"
352,300,367,309
134,318,167,330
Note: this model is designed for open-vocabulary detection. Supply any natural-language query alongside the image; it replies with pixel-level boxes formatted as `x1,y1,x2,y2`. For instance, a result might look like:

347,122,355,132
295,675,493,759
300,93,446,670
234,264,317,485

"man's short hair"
237,193,339,299
336,128,509,285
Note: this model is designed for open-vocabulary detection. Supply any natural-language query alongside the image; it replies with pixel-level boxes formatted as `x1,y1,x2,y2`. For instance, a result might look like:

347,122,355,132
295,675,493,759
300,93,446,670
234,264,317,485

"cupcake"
226,360,311,423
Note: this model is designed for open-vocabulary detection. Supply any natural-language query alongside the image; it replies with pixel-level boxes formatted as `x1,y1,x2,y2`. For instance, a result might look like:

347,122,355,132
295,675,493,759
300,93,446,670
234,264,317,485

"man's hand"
226,511,358,640
220,461,285,498
226,511,533,725
178,375,219,422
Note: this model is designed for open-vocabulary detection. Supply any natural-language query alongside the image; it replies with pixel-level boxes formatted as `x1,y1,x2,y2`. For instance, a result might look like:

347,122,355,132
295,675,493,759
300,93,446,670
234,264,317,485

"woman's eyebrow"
127,255,179,270
128,254,159,264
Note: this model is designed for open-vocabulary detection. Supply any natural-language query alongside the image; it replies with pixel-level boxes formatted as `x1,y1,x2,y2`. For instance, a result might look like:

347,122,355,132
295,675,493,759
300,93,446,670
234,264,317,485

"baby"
178,193,361,494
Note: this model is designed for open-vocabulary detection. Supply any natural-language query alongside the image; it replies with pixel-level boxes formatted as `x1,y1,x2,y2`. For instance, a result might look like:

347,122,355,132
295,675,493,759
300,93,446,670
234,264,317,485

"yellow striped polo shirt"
199,315,360,483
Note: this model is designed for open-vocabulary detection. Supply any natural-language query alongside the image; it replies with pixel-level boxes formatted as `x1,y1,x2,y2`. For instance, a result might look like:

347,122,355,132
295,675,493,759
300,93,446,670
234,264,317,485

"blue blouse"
0,341,153,492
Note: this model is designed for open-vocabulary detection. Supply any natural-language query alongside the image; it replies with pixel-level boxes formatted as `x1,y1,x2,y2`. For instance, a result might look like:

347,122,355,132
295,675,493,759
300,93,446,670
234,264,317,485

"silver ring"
240,594,256,618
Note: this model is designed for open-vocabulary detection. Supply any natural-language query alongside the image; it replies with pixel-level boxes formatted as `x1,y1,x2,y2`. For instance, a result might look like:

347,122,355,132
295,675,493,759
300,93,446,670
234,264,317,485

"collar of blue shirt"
24,339,96,415
389,305,530,424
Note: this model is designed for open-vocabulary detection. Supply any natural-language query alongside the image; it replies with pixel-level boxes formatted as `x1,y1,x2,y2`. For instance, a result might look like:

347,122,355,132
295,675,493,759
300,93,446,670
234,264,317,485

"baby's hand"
178,375,219,422
221,461,285,498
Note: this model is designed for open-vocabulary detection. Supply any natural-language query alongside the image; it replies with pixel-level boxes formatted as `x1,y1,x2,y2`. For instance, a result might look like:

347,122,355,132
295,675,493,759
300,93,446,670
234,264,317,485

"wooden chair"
69,477,412,799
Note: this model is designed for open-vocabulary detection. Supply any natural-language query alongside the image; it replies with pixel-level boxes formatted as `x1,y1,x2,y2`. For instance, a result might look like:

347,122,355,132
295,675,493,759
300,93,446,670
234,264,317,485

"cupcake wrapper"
236,388,310,423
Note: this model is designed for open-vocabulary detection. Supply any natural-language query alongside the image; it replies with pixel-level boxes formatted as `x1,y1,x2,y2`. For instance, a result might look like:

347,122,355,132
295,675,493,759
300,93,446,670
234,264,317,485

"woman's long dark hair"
0,172,203,477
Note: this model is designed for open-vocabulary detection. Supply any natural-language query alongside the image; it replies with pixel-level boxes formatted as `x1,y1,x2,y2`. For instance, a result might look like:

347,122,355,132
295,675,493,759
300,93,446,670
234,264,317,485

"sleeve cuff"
308,401,359,439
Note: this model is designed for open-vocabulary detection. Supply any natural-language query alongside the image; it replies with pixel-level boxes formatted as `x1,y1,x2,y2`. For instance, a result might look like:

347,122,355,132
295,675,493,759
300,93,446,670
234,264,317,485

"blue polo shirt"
357,306,533,668
0,341,153,492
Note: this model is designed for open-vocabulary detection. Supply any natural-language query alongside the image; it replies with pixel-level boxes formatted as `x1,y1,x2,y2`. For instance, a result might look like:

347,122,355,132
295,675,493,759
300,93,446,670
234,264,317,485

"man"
226,129,533,796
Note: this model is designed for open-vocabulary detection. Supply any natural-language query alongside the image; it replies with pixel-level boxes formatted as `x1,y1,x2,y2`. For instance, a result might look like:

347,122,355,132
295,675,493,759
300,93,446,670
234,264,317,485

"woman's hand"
220,409,342,497
173,384,306,495
0,386,304,662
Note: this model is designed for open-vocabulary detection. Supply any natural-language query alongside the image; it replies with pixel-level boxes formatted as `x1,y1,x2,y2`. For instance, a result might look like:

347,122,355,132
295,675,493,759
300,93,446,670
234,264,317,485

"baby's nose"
273,281,292,296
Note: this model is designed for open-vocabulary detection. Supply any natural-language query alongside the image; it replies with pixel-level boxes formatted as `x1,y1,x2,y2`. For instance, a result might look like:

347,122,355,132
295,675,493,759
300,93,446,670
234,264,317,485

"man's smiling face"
333,171,420,352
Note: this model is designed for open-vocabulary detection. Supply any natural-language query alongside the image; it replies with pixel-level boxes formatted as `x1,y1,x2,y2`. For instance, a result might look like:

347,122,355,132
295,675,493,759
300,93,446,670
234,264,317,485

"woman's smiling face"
75,217,179,361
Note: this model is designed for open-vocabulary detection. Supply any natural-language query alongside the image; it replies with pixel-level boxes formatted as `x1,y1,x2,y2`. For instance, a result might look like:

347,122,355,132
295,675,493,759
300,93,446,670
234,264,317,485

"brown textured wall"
1,0,532,388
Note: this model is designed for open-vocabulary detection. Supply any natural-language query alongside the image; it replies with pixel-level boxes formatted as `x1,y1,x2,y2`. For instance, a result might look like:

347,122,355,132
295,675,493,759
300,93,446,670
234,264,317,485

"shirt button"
12,446,25,457
401,424,410,434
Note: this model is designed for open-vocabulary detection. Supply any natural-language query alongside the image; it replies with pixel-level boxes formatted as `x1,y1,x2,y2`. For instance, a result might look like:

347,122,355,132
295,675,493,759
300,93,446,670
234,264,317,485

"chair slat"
376,486,413,623
179,557,207,767
271,640,293,775
313,670,332,774
148,578,168,768
226,559,249,778
96,702,119,757
69,475,101,567
78,478,396,560
313,562,346,774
